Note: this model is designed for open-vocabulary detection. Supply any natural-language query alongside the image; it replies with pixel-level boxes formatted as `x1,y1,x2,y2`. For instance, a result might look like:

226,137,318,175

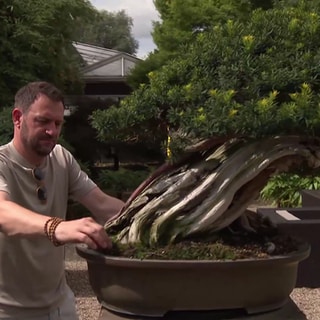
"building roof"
73,42,141,81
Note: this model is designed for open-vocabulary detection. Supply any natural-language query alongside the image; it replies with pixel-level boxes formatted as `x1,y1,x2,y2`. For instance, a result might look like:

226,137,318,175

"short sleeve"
0,160,10,195
55,146,97,201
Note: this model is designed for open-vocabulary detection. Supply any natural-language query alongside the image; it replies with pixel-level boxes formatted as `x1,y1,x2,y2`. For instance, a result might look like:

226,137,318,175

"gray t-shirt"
0,141,96,317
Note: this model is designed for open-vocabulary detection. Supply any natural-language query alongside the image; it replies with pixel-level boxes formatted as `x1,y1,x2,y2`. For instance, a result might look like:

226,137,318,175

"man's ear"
12,108,23,129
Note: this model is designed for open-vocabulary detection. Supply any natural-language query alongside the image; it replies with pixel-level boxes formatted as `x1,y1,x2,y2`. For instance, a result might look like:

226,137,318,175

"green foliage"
97,168,151,197
261,174,320,207
74,9,138,55
90,90,166,145
0,107,13,145
152,0,261,53
127,51,165,89
92,0,320,152
64,97,121,164
129,0,272,87
0,0,94,105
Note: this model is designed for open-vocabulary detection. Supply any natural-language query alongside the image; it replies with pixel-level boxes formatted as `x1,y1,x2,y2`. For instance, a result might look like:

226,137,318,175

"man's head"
14,81,65,112
12,81,65,164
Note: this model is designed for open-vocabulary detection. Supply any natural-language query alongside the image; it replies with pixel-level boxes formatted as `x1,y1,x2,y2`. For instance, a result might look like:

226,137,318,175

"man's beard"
21,122,56,156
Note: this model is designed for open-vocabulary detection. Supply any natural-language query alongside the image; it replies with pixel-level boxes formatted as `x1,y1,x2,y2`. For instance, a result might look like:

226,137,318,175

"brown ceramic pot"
76,243,310,317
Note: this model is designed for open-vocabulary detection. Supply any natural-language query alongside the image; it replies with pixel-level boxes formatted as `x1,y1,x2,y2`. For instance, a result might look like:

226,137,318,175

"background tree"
92,0,320,157
64,97,121,168
95,0,320,246
128,0,273,88
0,0,95,106
93,0,320,208
152,0,270,54
0,108,13,145
75,9,138,55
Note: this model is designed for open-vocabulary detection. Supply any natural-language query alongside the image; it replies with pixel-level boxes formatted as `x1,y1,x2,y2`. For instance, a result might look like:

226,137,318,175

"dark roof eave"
83,75,128,83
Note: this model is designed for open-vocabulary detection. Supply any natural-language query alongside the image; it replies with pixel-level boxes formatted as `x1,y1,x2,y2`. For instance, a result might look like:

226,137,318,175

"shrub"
260,174,320,207
97,168,152,198
91,1,320,149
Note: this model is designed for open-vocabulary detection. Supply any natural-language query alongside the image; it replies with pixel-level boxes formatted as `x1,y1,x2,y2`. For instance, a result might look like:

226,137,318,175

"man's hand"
54,217,112,250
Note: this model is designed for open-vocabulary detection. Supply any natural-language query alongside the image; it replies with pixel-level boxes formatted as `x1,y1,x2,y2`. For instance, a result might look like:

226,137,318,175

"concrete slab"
98,299,306,319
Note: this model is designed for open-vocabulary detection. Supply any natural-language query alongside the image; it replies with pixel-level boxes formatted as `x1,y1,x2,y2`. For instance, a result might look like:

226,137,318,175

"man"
0,81,124,319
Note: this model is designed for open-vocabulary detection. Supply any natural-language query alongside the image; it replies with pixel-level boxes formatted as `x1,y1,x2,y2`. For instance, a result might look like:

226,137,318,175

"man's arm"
78,187,125,225
0,191,112,249
0,191,49,236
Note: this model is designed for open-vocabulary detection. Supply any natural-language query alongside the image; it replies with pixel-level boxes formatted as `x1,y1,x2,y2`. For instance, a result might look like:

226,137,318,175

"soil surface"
105,230,303,260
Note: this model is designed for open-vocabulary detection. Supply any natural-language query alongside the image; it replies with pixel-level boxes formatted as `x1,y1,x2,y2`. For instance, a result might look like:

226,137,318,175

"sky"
89,0,160,59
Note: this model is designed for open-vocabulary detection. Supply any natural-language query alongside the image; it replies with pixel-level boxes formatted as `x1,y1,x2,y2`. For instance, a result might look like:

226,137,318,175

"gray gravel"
65,260,101,320
65,255,320,320
291,288,320,320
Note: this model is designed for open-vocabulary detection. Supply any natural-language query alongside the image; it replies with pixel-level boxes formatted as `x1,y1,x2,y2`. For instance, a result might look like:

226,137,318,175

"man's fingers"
79,219,111,248
54,217,113,250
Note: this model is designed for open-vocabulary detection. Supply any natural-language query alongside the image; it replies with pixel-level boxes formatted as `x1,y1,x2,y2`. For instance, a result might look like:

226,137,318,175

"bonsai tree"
91,1,320,247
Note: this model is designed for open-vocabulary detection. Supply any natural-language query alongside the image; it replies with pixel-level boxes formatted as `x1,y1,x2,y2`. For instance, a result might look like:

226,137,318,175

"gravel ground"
291,288,320,320
65,256,320,320
65,256,101,319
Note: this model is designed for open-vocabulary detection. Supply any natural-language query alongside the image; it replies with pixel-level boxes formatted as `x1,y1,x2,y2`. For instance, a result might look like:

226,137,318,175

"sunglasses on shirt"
32,168,47,203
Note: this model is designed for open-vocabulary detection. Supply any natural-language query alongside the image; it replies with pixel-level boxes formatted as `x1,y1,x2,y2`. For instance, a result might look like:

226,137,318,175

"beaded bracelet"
44,217,64,246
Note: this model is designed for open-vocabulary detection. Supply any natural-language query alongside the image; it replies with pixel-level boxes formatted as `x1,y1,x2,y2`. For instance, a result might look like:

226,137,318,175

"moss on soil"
104,230,303,261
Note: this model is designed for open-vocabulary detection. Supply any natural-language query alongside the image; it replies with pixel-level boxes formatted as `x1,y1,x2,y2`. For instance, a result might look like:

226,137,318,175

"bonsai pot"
76,243,309,317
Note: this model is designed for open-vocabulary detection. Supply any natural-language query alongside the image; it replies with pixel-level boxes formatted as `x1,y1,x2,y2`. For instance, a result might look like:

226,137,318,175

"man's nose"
45,124,58,136
45,129,53,135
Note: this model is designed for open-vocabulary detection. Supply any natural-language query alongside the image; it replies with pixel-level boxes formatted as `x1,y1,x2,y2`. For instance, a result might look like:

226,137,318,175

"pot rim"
75,242,310,268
